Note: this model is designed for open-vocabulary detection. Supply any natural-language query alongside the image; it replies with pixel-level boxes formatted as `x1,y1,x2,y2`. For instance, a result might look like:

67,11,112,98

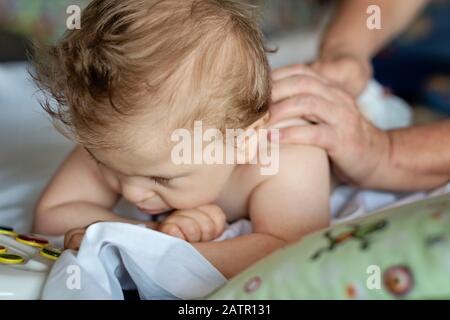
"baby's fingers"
159,223,186,241
197,205,226,239
64,228,86,250
187,211,218,242
175,216,203,242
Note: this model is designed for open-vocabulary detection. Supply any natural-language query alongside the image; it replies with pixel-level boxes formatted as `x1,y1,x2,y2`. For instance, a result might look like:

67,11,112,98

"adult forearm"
193,233,286,279
368,121,450,191
33,202,158,235
321,0,428,59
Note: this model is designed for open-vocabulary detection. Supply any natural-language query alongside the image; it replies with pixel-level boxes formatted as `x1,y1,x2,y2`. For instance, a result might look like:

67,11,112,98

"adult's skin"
269,0,450,192
313,0,429,97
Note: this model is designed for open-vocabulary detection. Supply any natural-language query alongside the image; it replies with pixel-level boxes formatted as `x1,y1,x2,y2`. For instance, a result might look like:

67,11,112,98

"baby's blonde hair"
33,0,271,149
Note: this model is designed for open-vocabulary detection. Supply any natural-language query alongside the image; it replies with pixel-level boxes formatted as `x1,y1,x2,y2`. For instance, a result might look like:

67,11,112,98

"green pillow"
208,194,450,299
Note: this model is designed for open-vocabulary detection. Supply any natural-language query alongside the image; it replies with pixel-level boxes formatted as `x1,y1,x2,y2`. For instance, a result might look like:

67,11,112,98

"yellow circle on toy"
0,230,17,237
0,246,6,253
0,253,25,264
39,247,62,261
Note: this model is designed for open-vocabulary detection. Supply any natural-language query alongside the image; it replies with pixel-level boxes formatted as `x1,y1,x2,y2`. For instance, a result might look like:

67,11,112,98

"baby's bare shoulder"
279,144,328,172
252,143,328,177
242,143,331,239
236,143,330,197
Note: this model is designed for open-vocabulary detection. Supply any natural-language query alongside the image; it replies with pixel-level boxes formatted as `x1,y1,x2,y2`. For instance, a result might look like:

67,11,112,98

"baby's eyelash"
149,176,171,185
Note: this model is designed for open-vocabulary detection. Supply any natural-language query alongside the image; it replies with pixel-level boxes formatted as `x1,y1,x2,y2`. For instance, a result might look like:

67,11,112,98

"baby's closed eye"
147,176,171,186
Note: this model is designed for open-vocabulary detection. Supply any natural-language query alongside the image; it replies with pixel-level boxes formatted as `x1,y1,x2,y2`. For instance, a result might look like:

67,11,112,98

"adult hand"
269,66,390,188
311,51,372,97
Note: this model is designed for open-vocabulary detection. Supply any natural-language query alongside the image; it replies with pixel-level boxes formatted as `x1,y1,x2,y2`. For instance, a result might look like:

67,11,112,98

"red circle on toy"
16,234,49,247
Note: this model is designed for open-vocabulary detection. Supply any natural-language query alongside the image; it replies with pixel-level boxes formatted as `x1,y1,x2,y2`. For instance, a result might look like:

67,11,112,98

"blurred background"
1,0,450,122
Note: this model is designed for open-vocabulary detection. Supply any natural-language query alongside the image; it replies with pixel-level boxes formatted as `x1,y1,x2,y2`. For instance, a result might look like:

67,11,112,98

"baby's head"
34,0,271,213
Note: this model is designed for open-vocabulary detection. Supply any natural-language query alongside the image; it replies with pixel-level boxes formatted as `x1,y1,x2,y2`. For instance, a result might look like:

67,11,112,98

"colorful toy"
0,226,62,300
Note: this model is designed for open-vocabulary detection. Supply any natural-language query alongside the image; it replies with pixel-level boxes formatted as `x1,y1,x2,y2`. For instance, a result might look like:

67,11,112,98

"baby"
32,0,331,278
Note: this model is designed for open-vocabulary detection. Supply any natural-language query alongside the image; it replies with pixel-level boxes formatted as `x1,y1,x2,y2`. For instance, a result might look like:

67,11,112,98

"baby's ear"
235,113,269,164
247,112,269,131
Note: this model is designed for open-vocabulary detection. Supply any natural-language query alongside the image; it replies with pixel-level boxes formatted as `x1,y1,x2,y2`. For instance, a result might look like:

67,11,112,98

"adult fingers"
271,124,335,152
311,57,372,98
269,94,338,125
271,64,323,81
271,74,333,104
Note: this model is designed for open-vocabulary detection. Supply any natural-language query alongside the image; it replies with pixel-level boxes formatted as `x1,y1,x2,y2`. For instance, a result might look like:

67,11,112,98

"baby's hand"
158,205,227,242
64,227,87,250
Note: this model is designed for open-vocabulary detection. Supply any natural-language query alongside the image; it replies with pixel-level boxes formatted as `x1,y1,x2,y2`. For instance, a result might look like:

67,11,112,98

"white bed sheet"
0,62,154,233
0,62,73,232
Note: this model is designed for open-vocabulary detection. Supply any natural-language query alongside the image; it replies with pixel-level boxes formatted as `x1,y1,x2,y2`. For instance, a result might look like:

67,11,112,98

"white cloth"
358,80,413,130
41,222,230,300
331,183,450,224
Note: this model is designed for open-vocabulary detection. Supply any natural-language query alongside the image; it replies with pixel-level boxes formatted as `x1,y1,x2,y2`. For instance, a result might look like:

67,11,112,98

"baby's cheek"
100,168,121,192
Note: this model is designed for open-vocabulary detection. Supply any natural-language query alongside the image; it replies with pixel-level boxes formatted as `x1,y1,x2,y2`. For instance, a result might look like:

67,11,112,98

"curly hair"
32,0,271,149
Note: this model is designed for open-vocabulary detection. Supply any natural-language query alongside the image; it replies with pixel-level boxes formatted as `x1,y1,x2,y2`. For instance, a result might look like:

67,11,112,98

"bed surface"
0,62,73,232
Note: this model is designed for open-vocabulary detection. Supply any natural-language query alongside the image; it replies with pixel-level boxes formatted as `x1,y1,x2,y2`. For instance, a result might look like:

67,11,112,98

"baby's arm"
65,204,227,250
33,146,157,235
193,144,331,278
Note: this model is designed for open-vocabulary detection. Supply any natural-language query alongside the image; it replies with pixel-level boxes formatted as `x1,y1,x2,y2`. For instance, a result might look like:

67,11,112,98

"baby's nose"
122,185,156,204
